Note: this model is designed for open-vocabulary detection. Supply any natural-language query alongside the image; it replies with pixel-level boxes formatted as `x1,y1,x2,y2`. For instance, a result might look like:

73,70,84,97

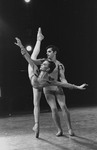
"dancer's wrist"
21,51,26,56
20,45,24,49
73,84,78,89
22,53,26,56
20,47,27,56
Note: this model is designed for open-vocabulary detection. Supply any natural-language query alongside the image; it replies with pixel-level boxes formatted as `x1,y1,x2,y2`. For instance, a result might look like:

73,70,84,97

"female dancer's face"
40,60,50,72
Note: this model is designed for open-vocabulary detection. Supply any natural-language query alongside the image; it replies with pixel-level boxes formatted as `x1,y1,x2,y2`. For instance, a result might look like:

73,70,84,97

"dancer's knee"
61,105,70,115
33,100,40,107
51,107,58,114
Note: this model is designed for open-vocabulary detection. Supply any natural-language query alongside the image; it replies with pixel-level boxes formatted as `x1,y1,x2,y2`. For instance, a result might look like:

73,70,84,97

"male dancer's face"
46,48,56,59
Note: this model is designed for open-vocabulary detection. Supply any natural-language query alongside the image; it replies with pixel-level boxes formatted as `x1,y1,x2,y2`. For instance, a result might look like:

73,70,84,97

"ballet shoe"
32,123,39,138
56,131,63,137
37,34,44,41
37,27,44,41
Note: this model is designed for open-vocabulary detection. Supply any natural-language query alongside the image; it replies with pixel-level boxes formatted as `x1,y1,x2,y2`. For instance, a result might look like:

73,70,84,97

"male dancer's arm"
58,63,68,83
57,63,88,89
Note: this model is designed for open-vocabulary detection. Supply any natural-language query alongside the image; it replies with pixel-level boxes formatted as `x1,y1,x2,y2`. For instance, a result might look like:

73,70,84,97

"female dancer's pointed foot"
32,123,39,138
37,27,44,41
56,130,63,137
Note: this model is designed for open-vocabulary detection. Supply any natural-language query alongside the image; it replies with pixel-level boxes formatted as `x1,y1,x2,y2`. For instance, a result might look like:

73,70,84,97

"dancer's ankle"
35,122,39,126
68,129,74,136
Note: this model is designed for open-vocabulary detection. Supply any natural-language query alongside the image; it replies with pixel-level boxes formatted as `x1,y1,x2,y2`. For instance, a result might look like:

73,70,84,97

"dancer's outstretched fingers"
15,37,23,48
78,83,88,90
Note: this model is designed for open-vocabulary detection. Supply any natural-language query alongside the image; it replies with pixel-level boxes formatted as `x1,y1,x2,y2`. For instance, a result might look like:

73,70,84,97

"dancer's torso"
43,60,64,91
28,63,51,89
28,59,64,89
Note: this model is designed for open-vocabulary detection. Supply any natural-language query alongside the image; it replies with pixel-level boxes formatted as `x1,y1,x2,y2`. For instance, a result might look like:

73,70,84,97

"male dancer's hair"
46,45,59,53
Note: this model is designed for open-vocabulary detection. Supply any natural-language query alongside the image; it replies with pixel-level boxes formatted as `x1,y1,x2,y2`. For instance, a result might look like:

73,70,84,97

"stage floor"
0,107,97,150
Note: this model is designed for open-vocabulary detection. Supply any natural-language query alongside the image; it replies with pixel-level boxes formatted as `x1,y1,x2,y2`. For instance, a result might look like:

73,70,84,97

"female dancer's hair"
46,59,56,74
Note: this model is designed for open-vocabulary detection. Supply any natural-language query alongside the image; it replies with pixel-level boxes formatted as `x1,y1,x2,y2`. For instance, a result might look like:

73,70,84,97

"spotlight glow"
26,45,32,51
24,0,31,3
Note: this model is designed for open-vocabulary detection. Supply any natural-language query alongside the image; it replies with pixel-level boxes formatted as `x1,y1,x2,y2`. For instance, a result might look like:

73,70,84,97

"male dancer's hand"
37,27,44,41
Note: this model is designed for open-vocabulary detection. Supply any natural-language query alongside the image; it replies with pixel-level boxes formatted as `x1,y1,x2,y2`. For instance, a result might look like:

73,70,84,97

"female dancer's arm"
15,27,44,65
15,37,37,68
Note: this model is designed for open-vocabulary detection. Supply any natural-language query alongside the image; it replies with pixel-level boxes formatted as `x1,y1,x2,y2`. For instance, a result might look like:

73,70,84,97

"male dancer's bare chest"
49,63,59,81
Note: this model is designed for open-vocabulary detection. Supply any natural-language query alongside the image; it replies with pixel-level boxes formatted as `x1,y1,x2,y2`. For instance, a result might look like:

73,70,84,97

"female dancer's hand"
77,83,88,90
15,37,23,48
15,37,26,55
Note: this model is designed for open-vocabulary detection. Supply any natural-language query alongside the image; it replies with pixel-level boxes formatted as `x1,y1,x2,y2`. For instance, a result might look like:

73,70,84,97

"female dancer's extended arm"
15,37,37,68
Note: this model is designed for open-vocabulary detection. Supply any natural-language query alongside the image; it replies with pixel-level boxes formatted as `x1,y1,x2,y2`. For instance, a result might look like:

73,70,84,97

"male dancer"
43,45,74,136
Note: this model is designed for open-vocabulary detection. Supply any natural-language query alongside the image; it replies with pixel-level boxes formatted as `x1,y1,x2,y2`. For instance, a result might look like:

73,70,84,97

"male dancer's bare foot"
56,130,63,137
68,129,75,136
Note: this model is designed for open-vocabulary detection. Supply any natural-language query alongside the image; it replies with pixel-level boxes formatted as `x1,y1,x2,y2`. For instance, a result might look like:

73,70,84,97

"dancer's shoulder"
56,60,65,71
56,60,64,66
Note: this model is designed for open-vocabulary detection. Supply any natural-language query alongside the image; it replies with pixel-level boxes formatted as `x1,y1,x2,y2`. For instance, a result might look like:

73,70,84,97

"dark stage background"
0,0,97,116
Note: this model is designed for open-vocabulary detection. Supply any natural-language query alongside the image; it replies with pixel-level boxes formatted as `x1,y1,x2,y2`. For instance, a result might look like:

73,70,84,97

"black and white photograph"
0,0,97,149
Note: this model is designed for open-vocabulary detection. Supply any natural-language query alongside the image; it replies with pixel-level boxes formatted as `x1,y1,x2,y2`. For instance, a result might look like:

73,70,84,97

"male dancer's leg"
56,87,74,136
43,89,63,136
